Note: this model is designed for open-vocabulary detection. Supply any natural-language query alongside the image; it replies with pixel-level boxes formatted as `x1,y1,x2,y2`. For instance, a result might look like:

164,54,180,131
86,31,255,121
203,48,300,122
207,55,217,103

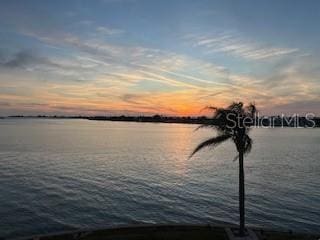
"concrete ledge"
225,228,259,240
11,223,320,240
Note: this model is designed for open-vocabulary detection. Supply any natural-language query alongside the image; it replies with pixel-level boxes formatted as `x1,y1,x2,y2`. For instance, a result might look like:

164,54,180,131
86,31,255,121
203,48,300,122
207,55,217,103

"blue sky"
0,0,319,115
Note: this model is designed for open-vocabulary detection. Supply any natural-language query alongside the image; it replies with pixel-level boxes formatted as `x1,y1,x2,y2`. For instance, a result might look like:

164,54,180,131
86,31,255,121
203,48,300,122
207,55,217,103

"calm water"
0,119,319,238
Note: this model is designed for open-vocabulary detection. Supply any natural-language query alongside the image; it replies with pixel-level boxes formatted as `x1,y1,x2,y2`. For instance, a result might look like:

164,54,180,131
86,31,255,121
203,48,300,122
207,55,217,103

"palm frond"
191,102,255,159
246,103,257,118
227,102,244,114
189,134,231,158
205,106,218,111
194,123,215,131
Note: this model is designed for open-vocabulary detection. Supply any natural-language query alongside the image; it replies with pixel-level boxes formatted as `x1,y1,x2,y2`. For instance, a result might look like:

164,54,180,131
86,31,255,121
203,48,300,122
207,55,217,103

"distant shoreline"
2,115,320,127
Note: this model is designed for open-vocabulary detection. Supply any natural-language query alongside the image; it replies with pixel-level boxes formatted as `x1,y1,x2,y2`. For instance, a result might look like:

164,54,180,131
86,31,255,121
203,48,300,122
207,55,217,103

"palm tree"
190,102,256,236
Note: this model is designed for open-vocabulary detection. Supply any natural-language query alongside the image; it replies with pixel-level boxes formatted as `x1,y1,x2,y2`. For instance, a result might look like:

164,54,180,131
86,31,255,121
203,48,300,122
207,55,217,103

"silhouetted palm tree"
190,102,256,236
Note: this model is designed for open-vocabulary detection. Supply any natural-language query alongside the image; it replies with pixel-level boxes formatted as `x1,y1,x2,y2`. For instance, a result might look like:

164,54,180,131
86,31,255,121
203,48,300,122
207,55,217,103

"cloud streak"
96,26,125,35
185,32,299,60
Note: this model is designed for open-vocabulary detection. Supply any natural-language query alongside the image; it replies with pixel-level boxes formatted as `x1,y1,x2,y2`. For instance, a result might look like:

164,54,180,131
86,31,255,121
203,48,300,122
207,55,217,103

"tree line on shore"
5,114,320,127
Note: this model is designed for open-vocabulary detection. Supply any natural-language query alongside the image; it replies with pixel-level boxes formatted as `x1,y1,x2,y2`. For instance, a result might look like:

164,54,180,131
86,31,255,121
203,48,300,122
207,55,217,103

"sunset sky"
0,0,319,116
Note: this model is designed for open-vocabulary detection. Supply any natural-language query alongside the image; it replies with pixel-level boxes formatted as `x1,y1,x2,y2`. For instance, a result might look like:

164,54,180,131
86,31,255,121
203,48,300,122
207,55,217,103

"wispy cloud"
0,50,46,69
184,32,299,60
96,26,125,35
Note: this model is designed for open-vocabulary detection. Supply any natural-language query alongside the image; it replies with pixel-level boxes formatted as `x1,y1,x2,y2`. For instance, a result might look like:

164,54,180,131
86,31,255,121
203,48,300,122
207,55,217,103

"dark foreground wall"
14,224,320,240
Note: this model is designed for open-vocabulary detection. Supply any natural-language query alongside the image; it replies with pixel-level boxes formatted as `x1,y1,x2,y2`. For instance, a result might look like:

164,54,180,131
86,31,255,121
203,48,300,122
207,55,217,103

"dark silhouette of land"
4,114,320,127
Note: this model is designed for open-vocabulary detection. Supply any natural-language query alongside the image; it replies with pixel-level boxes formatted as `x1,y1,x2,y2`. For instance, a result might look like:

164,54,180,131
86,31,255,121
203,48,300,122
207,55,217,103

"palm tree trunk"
239,150,245,236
